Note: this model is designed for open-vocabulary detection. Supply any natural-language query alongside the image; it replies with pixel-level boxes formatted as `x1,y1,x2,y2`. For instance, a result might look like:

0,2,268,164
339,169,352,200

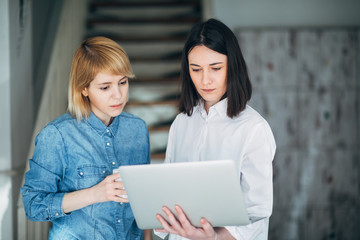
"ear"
82,88,88,97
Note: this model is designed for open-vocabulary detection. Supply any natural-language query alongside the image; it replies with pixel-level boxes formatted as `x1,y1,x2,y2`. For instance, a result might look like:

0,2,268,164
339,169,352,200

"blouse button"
80,172,84,176
55,213,59,216
117,219,121,223
106,142,110,146
112,162,115,165
102,170,106,174
106,129,110,133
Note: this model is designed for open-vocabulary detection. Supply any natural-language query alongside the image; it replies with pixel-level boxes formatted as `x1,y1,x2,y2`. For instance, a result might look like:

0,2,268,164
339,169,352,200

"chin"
112,110,123,117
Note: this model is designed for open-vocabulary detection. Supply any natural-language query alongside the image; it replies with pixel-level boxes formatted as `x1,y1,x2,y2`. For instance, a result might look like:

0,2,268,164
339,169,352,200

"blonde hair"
68,36,134,121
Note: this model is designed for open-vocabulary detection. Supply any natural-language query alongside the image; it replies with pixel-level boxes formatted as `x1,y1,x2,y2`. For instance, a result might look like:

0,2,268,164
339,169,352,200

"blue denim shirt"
21,111,150,240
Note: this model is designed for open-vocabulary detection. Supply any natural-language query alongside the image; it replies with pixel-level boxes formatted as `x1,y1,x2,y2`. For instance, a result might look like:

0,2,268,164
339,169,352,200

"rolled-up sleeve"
226,121,276,240
21,124,69,221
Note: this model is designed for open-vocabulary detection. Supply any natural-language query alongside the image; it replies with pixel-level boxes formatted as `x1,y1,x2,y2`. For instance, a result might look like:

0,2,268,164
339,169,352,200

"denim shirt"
21,111,150,240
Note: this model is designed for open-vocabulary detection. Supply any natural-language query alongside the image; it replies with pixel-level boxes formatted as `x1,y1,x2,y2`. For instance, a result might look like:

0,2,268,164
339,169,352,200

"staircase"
86,0,203,163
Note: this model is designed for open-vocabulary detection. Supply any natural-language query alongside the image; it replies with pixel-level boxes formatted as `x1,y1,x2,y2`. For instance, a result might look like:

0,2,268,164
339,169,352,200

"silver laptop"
117,160,250,229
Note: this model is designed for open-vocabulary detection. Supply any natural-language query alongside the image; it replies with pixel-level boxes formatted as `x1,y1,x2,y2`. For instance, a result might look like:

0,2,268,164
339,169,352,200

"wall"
17,0,89,239
32,0,63,117
211,0,360,239
239,28,359,240
0,0,33,239
0,0,12,238
212,0,360,29
0,0,88,239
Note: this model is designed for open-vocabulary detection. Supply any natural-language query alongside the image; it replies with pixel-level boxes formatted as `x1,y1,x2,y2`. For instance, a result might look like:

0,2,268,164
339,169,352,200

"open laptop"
117,160,250,229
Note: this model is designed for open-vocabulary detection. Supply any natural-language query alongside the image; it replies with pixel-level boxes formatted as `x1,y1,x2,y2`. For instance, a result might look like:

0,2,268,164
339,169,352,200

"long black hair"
179,18,252,118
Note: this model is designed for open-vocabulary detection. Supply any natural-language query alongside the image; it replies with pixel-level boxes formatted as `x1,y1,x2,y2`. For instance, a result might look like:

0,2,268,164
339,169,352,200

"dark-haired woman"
155,18,276,240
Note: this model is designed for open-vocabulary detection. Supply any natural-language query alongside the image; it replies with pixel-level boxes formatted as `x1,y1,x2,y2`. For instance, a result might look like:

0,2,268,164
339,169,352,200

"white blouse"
156,98,276,240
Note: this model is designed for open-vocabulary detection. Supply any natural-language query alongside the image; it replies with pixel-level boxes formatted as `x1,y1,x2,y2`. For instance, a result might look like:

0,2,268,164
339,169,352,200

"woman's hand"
155,205,217,240
90,173,129,203
63,173,128,213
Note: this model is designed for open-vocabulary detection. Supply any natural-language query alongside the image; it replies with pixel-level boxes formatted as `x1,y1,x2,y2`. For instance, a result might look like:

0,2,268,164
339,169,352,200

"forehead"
92,72,125,84
188,45,227,65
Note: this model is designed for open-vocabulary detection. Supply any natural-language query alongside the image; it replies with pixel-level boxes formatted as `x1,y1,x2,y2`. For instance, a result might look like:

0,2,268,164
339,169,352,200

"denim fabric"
21,112,150,240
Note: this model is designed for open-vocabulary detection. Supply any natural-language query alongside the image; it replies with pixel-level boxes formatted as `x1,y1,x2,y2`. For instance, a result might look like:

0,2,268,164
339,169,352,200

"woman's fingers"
156,213,175,233
102,173,130,202
155,205,216,239
107,172,122,182
174,205,194,230
162,206,186,235
200,218,215,235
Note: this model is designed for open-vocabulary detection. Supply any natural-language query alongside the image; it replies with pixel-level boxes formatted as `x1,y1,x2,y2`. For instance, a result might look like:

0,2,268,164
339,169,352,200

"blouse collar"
196,98,228,120
86,112,119,136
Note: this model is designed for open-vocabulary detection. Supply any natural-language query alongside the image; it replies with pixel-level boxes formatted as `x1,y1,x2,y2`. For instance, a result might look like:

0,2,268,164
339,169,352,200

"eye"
100,86,109,90
119,78,127,85
212,67,222,71
191,68,200,72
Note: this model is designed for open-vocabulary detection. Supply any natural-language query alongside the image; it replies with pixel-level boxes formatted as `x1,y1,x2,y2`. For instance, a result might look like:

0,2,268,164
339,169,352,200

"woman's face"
82,72,128,125
188,45,227,112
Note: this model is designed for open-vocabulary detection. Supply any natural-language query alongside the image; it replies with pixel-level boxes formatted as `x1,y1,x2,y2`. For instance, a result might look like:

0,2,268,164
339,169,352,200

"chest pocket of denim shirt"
77,165,109,189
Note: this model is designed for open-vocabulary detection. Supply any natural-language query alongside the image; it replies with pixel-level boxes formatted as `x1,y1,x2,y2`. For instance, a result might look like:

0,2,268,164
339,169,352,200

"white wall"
0,0,12,173
0,0,33,239
212,0,360,29
9,0,34,170
17,1,89,239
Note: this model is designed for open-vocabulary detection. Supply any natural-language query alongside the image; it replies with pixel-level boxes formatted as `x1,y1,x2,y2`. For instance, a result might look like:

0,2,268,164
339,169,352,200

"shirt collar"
196,98,228,120
85,112,119,136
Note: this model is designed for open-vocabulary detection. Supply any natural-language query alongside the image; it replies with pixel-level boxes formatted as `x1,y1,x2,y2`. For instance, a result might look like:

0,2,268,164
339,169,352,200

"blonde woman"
21,37,152,240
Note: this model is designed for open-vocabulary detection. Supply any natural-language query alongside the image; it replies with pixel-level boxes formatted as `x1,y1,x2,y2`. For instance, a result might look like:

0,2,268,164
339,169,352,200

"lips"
202,89,215,93
110,103,122,108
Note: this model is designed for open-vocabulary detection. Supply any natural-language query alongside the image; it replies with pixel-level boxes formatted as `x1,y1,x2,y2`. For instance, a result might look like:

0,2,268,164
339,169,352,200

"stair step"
120,42,184,60
150,153,166,163
105,34,187,43
87,16,200,27
130,51,181,62
87,25,192,40
126,103,178,128
127,99,178,107
90,6,198,19
131,62,180,77
131,76,180,83
90,1,201,11
149,130,168,156
129,82,179,101
149,125,170,132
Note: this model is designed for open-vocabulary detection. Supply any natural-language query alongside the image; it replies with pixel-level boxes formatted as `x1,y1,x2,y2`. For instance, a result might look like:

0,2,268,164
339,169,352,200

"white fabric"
155,98,276,240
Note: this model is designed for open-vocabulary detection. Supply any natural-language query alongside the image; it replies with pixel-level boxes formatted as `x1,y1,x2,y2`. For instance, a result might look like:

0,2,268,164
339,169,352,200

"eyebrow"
97,76,127,85
190,62,224,67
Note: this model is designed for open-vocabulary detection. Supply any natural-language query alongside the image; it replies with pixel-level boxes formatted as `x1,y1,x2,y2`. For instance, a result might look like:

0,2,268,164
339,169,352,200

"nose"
112,85,122,99
201,70,211,86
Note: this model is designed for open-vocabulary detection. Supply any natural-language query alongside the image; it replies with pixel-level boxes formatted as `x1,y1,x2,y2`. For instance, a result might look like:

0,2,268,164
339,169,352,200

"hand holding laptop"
112,169,128,199
156,205,217,240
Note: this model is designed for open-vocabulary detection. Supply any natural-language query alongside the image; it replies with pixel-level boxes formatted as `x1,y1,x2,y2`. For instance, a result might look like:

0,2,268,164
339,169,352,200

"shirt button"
106,142,110,146
80,172,83,176
55,213,59,216
102,170,106,174
117,219,121,223
112,162,115,165
106,129,109,133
